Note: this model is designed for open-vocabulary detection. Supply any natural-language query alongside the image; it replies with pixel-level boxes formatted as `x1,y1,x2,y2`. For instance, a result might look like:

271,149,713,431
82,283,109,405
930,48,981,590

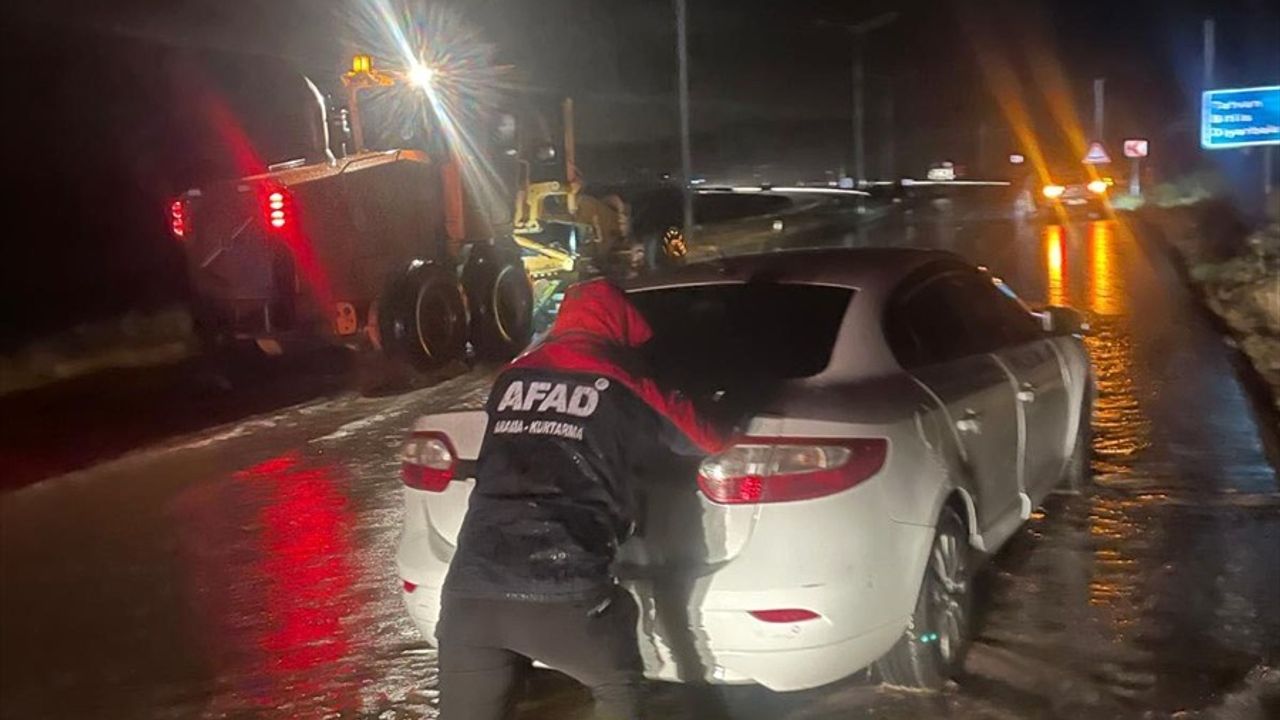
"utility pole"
853,44,865,185
675,0,694,240
882,82,894,180
822,12,898,186
977,121,988,175
1203,18,1215,87
1264,146,1274,203
1092,78,1105,140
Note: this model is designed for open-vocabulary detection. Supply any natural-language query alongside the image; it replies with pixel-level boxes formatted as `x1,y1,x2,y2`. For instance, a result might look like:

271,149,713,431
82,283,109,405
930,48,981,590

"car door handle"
955,409,982,434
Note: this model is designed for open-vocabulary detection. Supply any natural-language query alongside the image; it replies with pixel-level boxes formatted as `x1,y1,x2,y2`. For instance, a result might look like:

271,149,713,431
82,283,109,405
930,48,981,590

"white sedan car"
397,247,1092,692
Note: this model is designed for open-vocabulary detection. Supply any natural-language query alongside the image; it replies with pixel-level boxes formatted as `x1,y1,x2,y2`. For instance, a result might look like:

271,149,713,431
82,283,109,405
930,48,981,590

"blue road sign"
1201,85,1280,150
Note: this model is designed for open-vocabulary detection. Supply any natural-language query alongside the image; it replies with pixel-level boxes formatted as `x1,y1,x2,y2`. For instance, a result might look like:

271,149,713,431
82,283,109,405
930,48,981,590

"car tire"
1065,383,1095,493
461,240,534,361
379,262,469,373
874,505,972,691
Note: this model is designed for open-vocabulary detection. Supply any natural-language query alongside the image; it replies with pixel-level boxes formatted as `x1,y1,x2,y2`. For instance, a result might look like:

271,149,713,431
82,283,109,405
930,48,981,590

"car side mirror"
1038,306,1090,336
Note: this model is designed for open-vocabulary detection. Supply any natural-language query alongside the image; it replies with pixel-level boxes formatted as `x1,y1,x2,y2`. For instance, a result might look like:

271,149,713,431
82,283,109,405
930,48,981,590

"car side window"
949,272,1043,351
885,274,977,368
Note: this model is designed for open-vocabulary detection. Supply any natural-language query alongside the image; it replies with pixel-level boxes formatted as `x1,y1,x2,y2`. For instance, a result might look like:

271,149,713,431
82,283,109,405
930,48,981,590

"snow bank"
1193,224,1280,411
1148,204,1280,413
1186,664,1280,720
0,307,196,395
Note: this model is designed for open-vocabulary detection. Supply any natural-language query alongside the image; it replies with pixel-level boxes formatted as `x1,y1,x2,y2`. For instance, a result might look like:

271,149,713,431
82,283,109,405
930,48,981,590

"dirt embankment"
1145,201,1280,414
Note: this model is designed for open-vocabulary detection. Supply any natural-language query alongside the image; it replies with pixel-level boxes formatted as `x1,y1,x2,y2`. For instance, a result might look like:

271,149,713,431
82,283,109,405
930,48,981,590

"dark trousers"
438,586,645,720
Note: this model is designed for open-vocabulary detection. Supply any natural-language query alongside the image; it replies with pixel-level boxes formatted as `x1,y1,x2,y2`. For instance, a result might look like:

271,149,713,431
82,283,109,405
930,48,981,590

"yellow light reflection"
1076,218,1151,636
1089,221,1120,317
1085,495,1154,637
1044,224,1066,306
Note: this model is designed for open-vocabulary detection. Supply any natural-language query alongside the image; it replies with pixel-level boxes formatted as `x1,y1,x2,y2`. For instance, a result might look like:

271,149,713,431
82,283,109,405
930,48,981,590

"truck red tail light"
169,198,189,239
261,187,293,231
400,431,457,492
697,438,888,505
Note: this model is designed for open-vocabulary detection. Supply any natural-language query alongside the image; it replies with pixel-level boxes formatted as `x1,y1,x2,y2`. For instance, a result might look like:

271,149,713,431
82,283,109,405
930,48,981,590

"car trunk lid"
406,411,785,567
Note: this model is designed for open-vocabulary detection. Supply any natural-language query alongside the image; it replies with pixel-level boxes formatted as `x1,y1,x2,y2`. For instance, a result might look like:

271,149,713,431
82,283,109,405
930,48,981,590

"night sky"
2,0,1277,346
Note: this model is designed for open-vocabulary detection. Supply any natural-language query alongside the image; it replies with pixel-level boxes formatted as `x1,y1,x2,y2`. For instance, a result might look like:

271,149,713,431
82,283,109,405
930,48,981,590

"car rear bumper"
398,566,915,692
397,485,935,692
705,621,905,689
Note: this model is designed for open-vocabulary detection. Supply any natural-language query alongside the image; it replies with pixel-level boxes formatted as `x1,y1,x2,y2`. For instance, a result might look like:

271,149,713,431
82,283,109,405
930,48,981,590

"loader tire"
379,262,468,373
462,240,534,361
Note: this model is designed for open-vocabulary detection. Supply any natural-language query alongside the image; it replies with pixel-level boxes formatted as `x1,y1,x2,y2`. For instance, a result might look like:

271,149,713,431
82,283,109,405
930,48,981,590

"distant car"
869,179,1020,221
396,248,1093,692
1036,169,1112,218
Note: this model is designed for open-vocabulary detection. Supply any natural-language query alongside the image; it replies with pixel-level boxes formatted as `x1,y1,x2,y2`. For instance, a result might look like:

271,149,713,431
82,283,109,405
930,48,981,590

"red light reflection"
175,452,360,714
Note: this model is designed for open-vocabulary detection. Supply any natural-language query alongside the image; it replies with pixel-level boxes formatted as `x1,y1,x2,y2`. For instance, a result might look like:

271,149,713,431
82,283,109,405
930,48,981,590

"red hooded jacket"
511,278,726,453
444,279,728,602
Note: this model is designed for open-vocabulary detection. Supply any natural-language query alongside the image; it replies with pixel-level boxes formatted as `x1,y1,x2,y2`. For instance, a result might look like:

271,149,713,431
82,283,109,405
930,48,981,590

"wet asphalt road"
2,215,1278,719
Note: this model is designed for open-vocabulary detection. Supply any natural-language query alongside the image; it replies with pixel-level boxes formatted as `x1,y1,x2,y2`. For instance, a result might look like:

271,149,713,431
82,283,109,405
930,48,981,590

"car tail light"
402,580,418,593
261,187,293,231
697,438,887,505
1042,184,1066,199
749,609,821,623
169,197,189,239
401,431,457,491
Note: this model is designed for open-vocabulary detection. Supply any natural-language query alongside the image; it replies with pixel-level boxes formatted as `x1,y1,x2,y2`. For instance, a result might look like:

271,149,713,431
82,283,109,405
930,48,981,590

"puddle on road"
952,220,1280,718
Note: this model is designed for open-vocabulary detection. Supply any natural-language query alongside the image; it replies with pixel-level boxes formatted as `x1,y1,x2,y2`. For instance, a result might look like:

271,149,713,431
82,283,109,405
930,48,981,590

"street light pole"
675,0,694,241
853,43,865,184
1203,18,1215,87
882,79,894,179
1093,77,1105,140
824,12,898,186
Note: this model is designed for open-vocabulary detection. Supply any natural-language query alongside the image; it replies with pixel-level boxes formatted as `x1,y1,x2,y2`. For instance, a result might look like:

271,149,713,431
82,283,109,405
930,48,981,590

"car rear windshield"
629,283,853,392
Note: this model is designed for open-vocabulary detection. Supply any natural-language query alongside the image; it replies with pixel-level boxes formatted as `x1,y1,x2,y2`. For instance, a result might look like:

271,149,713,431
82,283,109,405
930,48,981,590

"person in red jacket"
438,278,730,720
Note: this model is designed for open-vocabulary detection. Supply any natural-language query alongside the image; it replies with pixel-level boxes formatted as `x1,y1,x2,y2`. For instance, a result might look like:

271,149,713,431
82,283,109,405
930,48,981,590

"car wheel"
379,263,468,373
875,505,972,690
461,240,534,361
1065,383,1095,493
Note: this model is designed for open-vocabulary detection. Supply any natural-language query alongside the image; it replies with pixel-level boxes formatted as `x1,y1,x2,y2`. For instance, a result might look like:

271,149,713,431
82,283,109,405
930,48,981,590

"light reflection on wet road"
2,216,1278,719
